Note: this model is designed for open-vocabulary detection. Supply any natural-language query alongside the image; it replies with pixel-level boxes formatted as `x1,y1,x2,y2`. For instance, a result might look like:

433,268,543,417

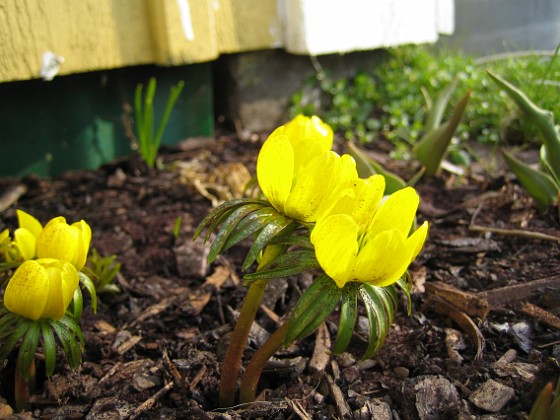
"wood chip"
309,322,331,373
426,281,489,318
115,335,142,355
468,379,515,412
481,275,560,307
94,319,117,334
285,397,313,420
0,183,27,213
129,381,174,420
520,302,560,330
414,375,460,420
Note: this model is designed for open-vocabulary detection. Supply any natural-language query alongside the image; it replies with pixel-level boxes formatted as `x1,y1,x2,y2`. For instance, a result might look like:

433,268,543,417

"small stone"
393,366,410,378
132,373,161,391
174,237,210,278
469,379,515,412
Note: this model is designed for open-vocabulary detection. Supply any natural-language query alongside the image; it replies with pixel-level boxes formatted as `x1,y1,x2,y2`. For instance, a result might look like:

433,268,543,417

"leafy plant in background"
194,115,428,406
135,77,185,169
0,211,96,412
290,46,560,160
487,70,560,212
82,248,121,294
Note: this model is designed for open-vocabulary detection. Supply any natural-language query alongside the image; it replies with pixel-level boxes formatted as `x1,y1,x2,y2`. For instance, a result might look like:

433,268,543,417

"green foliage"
290,46,560,158
487,70,560,210
135,77,185,169
83,248,121,295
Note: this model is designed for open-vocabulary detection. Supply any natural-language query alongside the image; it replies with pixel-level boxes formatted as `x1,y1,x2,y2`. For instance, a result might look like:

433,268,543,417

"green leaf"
71,286,83,322
222,206,279,250
396,275,413,315
359,284,398,360
0,319,30,365
193,198,267,241
17,322,40,381
285,274,342,344
243,249,320,282
208,203,264,263
242,215,295,271
424,77,458,132
40,321,57,377
529,382,552,420
50,317,83,370
332,283,359,355
487,70,560,180
413,90,471,176
79,271,98,314
502,149,559,211
347,141,407,195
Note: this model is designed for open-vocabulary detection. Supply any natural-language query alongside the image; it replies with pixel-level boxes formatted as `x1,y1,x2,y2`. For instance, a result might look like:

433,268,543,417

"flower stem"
238,320,290,404
218,244,283,408
14,358,35,412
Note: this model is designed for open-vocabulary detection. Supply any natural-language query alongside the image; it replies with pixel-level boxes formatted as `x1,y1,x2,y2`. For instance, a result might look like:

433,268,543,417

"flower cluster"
198,115,430,405
257,115,429,289
1,210,91,321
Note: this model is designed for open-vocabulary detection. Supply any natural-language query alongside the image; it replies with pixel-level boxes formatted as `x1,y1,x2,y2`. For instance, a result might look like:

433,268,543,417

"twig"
481,275,560,307
469,224,560,243
520,302,560,330
128,381,174,420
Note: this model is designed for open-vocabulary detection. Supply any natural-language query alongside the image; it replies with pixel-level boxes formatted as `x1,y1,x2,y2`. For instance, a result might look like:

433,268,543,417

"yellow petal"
40,259,79,320
16,209,43,237
352,229,410,287
284,115,334,171
406,220,429,261
37,217,79,266
368,187,419,238
285,152,357,222
71,220,92,271
4,260,49,321
311,214,359,288
13,228,37,260
256,127,294,213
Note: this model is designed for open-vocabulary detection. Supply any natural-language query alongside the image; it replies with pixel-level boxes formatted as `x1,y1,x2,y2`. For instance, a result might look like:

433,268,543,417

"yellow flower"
12,210,43,261
311,175,429,288
36,217,92,271
257,119,357,223
4,258,79,321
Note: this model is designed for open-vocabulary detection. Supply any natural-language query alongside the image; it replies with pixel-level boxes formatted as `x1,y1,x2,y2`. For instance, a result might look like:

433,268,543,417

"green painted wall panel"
0,63,213,177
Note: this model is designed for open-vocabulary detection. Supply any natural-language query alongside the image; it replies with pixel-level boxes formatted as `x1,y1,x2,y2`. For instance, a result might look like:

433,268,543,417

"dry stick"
480,275,560,308
128,381,174,420
469,224,560,243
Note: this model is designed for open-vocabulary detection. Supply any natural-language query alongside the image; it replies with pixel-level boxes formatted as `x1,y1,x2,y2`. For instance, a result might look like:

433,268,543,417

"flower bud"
4,258,79,321
36,217,92,271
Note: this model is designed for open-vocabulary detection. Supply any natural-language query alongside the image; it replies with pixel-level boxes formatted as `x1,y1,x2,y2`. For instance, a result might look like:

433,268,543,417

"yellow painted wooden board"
0,0,282,82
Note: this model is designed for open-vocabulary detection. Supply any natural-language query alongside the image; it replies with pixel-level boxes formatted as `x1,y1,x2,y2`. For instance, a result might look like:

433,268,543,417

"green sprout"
487,70,560,212
82,248,121,294
134,77,185,169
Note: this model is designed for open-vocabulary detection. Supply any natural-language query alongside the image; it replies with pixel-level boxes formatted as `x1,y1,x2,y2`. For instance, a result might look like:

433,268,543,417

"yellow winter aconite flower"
4,258,79,321
311,175,429,288
36,217,92,271
257,121,357,223
12,210,43,260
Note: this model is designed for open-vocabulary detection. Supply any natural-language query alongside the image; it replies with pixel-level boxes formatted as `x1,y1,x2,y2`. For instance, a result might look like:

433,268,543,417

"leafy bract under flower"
257,126,357,223
311,176,428,288
4,258,79,321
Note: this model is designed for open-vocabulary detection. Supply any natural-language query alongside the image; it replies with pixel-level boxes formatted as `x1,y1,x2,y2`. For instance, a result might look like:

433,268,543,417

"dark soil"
0,132,559,419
